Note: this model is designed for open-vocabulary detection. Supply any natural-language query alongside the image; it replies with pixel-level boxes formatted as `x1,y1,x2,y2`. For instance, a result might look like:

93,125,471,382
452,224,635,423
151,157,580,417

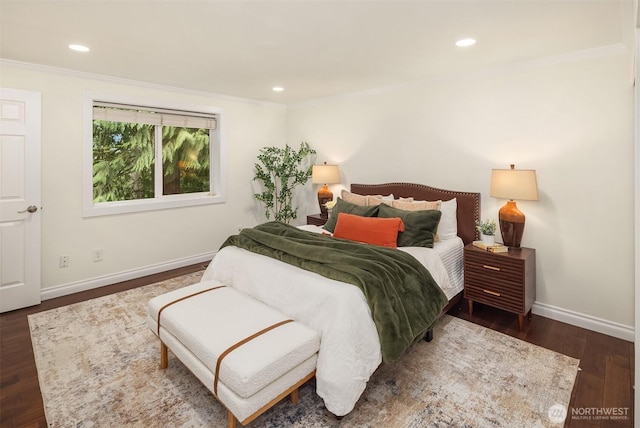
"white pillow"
437,198,458,241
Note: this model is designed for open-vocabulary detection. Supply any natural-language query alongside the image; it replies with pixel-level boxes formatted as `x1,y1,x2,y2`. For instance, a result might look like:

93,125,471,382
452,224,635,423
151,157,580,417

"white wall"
289,48,635,332
0,62,286,294
1,45,634,336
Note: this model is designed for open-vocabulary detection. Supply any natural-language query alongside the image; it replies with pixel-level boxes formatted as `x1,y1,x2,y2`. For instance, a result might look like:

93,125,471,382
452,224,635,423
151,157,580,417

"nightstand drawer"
464,269,524,298
464,251,524,282
464,283,523,313
464,267,523,295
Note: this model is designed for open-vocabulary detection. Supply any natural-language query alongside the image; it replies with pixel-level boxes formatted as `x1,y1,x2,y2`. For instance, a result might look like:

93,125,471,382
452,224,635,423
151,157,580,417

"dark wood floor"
0,264,634,427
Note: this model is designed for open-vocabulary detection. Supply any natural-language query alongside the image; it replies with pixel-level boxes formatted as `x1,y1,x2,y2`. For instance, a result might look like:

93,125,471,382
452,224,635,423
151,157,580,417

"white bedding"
431,236,465,300
201,226,463,416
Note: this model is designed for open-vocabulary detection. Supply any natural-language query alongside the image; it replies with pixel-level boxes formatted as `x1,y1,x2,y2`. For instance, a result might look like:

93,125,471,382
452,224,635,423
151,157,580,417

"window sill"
82,192,226,217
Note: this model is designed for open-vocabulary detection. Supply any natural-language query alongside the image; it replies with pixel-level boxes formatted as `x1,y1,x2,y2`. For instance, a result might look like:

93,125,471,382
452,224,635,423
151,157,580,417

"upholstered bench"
147,281,320,428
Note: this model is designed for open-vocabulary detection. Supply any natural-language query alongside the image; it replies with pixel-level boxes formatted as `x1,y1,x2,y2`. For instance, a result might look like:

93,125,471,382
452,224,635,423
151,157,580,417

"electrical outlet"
59,255,69,268
93,248,103,262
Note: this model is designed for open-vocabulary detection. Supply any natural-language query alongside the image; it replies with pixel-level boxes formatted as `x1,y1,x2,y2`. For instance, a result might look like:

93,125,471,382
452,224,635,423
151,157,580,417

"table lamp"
490,164,538,248
312,162,340,218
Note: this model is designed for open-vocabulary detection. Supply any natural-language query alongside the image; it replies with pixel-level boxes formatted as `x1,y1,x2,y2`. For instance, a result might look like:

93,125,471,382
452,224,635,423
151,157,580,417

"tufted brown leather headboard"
350,182,480,246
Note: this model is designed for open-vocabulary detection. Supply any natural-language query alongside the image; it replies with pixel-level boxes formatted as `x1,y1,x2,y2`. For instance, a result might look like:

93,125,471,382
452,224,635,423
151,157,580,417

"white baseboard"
41,252,216,301
532,301,634,342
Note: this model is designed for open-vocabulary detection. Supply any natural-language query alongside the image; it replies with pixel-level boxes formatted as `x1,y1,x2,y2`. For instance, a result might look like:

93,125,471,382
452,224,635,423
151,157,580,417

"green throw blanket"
221,222,448,362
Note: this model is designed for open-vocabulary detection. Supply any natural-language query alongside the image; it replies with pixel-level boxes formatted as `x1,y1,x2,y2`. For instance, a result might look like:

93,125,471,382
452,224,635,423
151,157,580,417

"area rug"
29,272,580,427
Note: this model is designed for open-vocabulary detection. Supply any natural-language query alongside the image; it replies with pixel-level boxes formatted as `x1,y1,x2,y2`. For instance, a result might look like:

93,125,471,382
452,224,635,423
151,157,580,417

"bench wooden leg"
160,342,168,369
290,387,299,404
227,410,238,428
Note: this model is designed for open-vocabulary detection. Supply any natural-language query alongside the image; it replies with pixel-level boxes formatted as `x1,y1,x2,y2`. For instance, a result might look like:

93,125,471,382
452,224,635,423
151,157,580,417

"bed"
200,182,480,417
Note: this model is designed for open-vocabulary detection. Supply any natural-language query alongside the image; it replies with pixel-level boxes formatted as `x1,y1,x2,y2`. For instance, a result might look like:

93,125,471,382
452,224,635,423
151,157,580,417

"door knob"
18,205,38,213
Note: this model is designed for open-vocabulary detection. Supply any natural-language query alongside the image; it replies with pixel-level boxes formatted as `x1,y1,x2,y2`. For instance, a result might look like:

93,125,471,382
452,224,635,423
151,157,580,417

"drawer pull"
483,289,501,297
482,264,501,271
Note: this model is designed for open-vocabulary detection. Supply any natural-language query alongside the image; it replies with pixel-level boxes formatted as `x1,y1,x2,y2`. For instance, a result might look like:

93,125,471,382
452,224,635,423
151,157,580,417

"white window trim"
82,91,226,217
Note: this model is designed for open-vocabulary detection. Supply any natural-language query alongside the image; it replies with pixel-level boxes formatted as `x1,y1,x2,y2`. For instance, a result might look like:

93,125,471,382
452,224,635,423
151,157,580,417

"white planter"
482,234,495,246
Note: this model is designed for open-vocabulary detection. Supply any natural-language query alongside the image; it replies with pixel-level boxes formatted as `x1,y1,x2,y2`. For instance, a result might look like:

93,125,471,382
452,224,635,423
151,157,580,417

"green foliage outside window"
161,126,210,195
93,121,155,202
92,120,210,202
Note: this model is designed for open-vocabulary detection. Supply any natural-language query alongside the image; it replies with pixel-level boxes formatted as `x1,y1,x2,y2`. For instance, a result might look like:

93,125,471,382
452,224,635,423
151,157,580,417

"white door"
0,88,41,312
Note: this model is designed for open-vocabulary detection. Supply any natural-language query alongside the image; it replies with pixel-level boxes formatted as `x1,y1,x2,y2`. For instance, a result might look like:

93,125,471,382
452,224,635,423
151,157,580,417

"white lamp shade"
490,168,538,201
312,164,340,184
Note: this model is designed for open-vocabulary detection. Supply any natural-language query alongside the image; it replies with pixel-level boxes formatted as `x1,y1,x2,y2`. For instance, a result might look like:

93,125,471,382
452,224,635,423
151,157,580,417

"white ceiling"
0,0,632,104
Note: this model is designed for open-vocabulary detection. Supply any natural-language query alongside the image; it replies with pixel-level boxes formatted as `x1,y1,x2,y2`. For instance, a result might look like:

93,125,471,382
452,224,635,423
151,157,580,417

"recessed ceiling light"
272,86,284,92
455,38,476,47
68,44,90,52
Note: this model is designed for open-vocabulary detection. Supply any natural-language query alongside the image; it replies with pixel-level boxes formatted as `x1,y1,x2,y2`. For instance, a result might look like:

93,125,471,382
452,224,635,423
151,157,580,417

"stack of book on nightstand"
472,241,509,253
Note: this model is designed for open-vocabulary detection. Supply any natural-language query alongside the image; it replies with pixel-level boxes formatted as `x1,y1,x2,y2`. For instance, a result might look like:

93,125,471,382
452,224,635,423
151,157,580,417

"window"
83,94,225,217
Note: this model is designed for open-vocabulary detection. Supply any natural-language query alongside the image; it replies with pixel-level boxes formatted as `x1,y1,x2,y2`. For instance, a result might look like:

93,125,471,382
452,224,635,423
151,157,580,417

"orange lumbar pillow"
333,212,405,248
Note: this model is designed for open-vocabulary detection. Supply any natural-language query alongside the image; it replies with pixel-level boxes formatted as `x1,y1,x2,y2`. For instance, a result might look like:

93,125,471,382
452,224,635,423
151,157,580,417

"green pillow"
377,203,442,248
323,198,379,233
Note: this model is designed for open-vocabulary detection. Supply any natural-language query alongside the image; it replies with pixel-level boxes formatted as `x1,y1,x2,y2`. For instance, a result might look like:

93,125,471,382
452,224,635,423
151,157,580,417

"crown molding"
292,43,630,108
0,58,286,108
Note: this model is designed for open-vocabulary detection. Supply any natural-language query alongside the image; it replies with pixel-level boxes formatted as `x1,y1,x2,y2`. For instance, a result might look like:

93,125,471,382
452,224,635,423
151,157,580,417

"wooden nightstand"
463,244,536,331
306,214,327,226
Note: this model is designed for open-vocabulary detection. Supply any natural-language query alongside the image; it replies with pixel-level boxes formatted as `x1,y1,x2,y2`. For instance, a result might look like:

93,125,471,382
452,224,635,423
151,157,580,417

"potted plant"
253,142,316,224
476,219,497,245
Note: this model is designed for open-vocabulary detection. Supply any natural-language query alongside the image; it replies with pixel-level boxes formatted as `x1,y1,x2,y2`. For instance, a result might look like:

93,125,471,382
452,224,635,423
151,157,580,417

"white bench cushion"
147,281,320,399
157,320,317,423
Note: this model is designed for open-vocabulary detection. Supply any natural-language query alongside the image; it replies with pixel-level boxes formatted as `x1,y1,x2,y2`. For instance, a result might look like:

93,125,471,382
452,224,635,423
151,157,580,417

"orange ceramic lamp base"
317,185,333,218
499,200,525,248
